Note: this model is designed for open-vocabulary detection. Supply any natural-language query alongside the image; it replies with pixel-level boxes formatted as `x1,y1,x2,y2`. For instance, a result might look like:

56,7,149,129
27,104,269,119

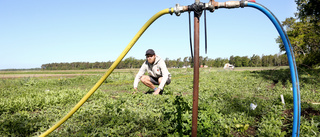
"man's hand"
153,88,161,95
133,88,138,94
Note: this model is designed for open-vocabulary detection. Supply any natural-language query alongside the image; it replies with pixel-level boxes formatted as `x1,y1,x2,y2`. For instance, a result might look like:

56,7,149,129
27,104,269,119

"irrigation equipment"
40,0,301,137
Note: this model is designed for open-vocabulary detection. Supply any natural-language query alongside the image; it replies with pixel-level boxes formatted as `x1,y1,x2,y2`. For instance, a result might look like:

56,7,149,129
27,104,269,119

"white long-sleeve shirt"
133,56,171,90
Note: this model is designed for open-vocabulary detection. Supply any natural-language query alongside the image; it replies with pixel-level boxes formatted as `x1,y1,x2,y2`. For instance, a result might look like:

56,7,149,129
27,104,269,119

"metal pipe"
217,1,241,8
191,8,200,137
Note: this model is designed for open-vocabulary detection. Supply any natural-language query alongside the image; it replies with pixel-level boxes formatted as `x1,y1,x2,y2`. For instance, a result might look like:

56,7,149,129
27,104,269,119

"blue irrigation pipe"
246,2,301,137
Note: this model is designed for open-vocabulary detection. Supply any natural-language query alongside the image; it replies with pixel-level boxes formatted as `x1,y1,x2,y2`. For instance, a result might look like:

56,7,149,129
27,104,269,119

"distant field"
0,69,138,79
0,66,289,79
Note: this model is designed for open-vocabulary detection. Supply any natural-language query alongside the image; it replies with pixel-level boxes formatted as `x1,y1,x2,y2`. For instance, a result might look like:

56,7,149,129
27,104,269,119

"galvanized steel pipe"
191,10,200,137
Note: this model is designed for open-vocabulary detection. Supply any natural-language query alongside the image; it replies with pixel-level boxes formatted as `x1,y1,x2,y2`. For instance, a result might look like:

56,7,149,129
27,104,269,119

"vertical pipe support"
191,6,200,137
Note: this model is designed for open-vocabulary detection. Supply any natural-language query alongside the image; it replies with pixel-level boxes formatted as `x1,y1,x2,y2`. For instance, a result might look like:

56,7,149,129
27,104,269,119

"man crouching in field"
133,49,171,95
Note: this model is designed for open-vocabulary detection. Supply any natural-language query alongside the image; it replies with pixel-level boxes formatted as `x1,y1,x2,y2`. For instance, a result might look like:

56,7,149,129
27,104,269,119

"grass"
0,67,319,136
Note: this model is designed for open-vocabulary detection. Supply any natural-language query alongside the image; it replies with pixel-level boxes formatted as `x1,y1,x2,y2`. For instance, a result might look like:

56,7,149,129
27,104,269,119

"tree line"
276,0,320,67
41,54,289,70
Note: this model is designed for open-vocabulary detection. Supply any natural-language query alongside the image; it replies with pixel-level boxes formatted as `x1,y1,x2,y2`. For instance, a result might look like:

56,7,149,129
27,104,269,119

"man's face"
146,54,156,64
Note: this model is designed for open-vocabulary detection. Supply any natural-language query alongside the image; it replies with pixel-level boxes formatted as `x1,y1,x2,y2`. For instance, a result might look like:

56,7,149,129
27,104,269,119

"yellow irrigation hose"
40,8,173,137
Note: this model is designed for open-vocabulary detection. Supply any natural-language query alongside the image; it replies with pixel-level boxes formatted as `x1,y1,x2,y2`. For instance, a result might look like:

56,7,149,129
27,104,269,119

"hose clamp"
240,0,248,8
169,7,173,15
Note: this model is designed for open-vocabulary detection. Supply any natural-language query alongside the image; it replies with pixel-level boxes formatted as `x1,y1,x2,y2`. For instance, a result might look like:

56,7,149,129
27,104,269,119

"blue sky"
0,0,297,69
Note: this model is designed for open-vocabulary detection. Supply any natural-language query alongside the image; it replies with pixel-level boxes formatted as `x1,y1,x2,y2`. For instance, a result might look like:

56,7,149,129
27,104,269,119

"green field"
0,67,319,136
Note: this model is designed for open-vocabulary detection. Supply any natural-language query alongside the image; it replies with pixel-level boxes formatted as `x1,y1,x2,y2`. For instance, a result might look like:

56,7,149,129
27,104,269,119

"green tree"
261,55,268,67
177,58,183,68
206,58,215,67
183,57,189,67
229,55,235,65
241,56,250,67
213,58,222,67
203,56,209,66
276,0,320,67
234,56,242,67
280,54,289,66
199,56,203,67
249,54,261,67
296,0,320,23
188,57,193,67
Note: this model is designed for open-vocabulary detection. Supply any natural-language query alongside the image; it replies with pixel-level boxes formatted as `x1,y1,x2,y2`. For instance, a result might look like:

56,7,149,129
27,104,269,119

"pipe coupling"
240,0,249,8
174,4,184,16
205,2,215,12
218,1,241,8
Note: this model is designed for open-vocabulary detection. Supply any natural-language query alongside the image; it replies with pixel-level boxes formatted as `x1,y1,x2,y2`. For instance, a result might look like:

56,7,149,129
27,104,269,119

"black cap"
145,49,155,55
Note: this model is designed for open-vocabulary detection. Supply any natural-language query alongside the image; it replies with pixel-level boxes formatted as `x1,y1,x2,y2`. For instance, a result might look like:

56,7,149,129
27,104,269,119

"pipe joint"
174,4,185,16
218,1,241,9
188,2,205,18
205,2,215,12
